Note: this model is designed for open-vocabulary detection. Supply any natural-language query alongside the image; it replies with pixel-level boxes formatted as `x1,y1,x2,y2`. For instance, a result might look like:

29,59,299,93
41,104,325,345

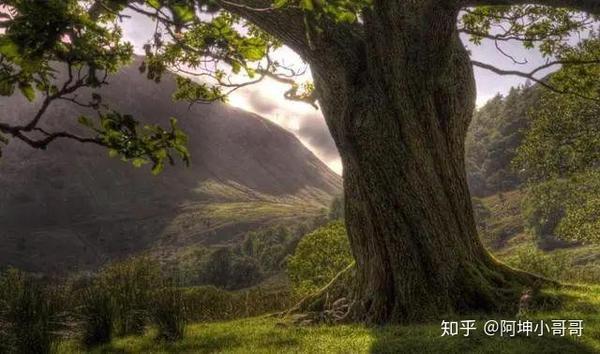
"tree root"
279,257,565,325
282,262,356,325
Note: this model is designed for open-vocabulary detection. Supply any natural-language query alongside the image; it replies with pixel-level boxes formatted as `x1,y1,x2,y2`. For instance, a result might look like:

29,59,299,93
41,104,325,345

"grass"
201,201,323,224
58,286,600,354
476,189,600,284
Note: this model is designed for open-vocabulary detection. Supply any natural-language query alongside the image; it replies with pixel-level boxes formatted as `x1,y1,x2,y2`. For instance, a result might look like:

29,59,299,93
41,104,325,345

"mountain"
0,59,342,273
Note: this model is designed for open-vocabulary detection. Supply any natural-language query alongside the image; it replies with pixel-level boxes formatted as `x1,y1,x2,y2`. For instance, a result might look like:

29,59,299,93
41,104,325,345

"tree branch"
462,0,600,16
216,0,365,70
0,121,104,150
0,61,110,150
215,0,313,59
471,59,600,101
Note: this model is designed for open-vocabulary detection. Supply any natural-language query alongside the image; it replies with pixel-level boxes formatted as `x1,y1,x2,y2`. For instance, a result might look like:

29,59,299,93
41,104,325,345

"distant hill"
0,59,342,273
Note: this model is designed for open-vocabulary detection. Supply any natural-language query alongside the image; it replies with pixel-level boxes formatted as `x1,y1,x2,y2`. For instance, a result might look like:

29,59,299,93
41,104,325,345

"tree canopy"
1,0,599,172
514,79,600,245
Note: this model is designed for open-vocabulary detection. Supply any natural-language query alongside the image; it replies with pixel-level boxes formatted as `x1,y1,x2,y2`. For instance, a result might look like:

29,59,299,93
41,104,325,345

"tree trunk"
308,2,542,324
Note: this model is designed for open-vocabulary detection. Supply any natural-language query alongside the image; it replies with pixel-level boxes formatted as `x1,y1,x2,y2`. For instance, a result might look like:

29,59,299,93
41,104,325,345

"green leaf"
19,83,36,102
0,38,19,59
301,0,314,11
336,12,357,23
78,116,94,128
241,46,265,61
231,61,242,74
0,80,15,96
132,158,147,168
171,3,196,24
274,0,289,8
147,0,161,9
151,161,164,175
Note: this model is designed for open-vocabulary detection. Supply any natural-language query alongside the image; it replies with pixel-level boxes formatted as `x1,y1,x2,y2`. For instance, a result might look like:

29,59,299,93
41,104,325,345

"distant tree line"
175,212,335,290
467,74,599,248
466,82,542,197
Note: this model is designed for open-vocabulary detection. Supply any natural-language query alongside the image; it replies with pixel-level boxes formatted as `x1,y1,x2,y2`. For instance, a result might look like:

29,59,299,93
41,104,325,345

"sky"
120,11,557,175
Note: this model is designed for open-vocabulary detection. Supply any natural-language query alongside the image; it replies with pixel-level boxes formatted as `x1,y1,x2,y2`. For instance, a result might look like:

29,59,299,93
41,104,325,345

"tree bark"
306,1,543,323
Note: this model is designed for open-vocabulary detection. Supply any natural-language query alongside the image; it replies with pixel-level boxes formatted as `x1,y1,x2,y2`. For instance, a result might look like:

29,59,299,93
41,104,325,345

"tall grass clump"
98,257,161,336
0,268,67,354
183,286,295,322
151,284,187,341
77,285,114,348
74,259,189,347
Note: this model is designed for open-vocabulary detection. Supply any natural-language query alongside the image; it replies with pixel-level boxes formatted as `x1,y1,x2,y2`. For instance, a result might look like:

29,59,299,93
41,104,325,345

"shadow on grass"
80,286,600,354
92,332,242,354
89,322,301,354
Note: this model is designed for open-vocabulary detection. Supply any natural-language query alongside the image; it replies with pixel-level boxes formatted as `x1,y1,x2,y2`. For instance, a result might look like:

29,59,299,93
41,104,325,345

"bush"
0,269,67,354
198,248,263,290
557,196,600,244
523,171,600,247
151,286,187,341
505,247,570,280
287,221,353,296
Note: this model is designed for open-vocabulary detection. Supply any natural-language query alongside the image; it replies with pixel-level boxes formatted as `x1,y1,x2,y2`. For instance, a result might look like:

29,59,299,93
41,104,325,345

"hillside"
0,59,342,273
466,84,541,197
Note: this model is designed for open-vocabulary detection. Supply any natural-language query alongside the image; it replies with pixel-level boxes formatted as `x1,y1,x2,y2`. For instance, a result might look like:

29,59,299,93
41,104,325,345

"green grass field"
59,286,600,354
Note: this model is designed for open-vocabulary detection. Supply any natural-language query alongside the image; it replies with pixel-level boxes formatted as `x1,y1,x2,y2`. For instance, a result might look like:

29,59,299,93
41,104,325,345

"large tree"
1,0,599,323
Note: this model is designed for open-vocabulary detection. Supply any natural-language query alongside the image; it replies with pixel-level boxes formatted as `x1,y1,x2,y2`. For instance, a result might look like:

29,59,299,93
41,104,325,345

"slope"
0,59,342,273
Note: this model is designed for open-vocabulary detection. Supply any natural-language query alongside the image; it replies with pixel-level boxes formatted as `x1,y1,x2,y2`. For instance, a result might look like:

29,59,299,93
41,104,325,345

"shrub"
151,286,187,341
287,221,353,296
522,179,570,247
183,286,235,321
198,248,263,290
522,171,600,248
506,247,570,280
557,196,600,244
0,269,66,354
228,255,263,289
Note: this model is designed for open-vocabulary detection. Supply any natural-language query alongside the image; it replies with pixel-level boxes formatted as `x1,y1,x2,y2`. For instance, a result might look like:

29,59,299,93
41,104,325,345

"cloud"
233,83,341,172
295,113,339,161
225,77,342,172
244,90,281,116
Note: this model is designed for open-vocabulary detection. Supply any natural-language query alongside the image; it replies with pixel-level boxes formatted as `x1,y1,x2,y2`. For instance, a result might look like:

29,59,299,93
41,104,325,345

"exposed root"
283,263,356,325
280,257,565,325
